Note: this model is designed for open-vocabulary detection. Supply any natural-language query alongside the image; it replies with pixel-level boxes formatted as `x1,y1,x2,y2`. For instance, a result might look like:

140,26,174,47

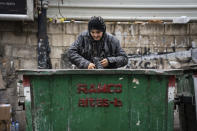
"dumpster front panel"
129,75,169,131
31,75,70,131
70,74,129,131
31,76,51,131
50,75,70,130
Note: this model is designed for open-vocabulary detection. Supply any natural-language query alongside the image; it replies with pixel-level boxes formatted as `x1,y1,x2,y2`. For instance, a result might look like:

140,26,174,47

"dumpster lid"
17,69,184,75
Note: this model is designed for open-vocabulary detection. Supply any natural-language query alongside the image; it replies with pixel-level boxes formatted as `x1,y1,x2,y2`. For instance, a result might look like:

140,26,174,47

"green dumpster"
18,69,182,131
175,70,197,131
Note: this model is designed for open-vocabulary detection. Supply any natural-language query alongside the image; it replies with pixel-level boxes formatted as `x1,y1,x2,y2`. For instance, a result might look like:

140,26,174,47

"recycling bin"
18,69,182,131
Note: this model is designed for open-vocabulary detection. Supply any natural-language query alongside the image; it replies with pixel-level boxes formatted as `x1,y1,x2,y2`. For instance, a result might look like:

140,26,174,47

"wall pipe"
37,0,52,69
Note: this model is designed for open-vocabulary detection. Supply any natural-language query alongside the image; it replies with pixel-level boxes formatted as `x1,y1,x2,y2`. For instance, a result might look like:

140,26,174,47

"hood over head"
88,16,106,33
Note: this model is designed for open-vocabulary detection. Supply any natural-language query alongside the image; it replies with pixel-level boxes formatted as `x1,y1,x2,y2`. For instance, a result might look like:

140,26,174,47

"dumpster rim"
16,69,184,76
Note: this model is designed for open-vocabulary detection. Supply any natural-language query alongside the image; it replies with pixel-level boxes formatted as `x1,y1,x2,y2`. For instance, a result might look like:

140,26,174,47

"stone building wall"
1,21,197,70
0,20,197,130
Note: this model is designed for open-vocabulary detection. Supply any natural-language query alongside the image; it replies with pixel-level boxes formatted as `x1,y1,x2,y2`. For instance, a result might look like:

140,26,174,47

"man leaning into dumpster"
67,16,128,69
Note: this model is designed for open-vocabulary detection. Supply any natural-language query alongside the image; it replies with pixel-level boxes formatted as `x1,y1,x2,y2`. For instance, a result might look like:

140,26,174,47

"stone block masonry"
0,21,196,70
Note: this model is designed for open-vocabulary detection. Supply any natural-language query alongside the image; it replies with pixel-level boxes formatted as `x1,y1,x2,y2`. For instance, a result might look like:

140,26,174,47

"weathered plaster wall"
1,21,197,70
0,21,37,131
61,22,197,69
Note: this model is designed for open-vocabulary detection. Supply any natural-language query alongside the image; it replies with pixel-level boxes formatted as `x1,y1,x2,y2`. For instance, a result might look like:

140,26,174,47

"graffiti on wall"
126,48,197,69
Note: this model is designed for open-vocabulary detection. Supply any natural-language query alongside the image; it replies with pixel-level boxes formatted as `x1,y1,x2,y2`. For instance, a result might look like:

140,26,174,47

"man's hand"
88,63,96,69
101,58,109,68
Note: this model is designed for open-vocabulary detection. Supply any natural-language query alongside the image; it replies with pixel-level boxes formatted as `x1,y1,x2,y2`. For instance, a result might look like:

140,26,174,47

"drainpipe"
37,0,52,69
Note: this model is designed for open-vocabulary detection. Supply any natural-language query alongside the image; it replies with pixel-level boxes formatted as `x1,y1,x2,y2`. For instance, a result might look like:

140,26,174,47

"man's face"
90,29,103,41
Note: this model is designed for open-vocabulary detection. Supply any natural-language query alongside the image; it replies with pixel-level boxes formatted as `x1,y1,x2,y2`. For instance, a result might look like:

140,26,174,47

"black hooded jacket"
67,31,128,69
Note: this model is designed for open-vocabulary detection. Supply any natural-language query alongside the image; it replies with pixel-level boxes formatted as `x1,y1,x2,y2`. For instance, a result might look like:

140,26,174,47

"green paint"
22,70,176,131
129,75,169,131
70,75,129,131
25,101,33,131
30,76,70,131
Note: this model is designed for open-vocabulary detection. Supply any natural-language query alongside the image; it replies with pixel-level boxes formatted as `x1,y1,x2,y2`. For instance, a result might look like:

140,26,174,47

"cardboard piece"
0,104,11,131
